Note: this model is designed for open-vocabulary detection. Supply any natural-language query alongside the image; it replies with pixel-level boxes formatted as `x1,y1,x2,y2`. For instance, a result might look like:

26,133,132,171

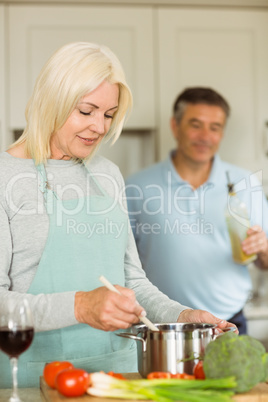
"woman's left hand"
178,309,238,334
242,225,268,256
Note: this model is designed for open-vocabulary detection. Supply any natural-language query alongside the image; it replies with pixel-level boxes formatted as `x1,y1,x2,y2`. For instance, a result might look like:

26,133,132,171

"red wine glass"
0,299,34,402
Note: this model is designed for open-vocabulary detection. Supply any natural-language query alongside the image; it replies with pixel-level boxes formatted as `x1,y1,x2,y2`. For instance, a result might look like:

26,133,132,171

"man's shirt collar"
165,150,222,187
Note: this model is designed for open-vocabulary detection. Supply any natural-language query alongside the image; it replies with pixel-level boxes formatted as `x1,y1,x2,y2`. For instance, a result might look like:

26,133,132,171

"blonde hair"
10,42,133,164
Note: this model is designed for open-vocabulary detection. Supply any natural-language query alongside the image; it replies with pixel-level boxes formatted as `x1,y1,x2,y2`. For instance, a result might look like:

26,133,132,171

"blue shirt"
125,153,268,319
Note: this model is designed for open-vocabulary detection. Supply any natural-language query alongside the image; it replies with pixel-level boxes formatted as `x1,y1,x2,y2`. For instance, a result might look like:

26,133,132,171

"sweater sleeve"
0,200,78,332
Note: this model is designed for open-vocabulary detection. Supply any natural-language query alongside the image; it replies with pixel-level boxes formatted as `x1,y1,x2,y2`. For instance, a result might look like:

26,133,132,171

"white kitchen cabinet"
247,317,268,351
157,8,268,191
0,5,9,151
8,5,155,133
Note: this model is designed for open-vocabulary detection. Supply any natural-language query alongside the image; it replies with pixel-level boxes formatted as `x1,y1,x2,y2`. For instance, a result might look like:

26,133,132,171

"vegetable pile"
43,333,268,400
203,331,268,392
87,372,236,402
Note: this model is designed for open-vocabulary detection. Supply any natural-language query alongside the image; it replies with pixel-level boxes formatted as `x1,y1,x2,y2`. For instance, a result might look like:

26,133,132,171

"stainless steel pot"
117,323,233,377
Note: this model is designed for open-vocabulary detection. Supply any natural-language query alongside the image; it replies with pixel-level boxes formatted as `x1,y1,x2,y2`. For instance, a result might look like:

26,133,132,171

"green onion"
126,377,236,390
87,373,236,402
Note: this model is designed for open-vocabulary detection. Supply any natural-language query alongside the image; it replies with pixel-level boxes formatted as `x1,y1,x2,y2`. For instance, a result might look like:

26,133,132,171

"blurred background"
1,0,268,346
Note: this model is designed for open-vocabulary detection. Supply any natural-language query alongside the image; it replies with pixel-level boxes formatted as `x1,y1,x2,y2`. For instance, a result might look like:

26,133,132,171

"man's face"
171,103,226,165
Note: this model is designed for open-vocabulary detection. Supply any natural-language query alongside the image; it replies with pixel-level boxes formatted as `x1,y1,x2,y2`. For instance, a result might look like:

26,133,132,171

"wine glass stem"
10,357,20,401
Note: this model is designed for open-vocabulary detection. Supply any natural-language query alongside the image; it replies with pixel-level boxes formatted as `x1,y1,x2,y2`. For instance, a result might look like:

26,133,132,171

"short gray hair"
173,87,230,123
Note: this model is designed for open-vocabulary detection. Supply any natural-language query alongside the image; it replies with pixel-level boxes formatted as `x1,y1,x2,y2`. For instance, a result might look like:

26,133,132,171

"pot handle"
212,326,237,340
116,332,146,352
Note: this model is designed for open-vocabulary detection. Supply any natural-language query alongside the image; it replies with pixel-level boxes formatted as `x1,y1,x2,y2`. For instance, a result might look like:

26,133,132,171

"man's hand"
178,309,238,334
74,285,145,331
242,225,268,269
242,225,268,255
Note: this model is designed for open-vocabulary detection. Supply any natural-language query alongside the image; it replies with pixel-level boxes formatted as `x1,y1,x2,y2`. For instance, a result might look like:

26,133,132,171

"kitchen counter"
0,388,43,402
2,375,268,402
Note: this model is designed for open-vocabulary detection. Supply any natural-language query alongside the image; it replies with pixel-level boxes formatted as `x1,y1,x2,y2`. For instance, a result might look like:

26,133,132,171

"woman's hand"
74,285,145,331
178,309,238,334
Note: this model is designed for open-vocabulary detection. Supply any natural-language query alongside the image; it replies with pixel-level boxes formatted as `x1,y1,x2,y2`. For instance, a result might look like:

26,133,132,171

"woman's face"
50,80,119,160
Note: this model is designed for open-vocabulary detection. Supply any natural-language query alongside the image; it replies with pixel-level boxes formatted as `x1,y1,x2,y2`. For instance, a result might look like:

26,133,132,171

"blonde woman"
0,42,236,387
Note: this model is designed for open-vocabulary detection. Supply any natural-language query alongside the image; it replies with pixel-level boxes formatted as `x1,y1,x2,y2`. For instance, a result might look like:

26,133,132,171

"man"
125,87,268,334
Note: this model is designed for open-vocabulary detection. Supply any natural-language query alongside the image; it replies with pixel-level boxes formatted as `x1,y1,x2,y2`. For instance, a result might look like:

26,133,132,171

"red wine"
0,326,34,357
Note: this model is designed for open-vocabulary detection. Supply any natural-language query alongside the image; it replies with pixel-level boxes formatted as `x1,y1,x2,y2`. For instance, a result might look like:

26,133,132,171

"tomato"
56,368,90,397
171,373,195,380
193,361,206,379
170,373,184,379
107,371,126,380
147,372,171,379
43,361,74,389
181,373,195,380
147,372,195,380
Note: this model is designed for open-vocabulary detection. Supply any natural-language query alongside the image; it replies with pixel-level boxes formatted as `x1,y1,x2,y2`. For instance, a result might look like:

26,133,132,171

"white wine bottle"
225,172,257,265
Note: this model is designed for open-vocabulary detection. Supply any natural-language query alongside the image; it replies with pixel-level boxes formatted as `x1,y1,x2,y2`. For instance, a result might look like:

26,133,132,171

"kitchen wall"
2,0,268,5
2,4,158,178
2,1,268,185
97,129,156,179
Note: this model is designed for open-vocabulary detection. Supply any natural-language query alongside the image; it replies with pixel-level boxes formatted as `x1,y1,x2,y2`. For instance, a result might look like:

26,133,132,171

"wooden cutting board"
40,374,268,402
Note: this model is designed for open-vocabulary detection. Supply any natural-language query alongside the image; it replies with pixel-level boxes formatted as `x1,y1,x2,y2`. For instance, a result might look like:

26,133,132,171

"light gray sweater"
0,151,188,332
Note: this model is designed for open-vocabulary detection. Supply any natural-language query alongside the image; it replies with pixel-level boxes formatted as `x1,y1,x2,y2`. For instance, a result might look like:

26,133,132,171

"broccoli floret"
262,352,268,382
203,332,268,393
